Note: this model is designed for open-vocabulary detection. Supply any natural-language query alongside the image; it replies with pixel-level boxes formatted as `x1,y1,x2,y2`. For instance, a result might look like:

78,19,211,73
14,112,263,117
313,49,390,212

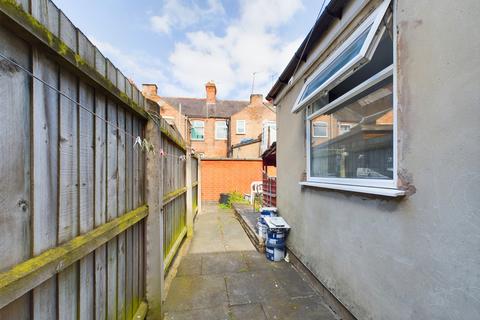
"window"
338,123,353,135
191,120,204,141
236,120,246,134
215,120,228,140
312,121,328,137
302,0,397,192
292,0,392,113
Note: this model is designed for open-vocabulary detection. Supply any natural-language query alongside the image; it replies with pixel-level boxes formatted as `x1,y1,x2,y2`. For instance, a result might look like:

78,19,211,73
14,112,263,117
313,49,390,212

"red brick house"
143,82,275,159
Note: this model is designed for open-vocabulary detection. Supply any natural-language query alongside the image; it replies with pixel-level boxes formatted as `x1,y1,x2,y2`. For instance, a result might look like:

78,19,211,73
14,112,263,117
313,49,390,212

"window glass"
215,120,228,140
191,120,204,140
310,78,393,180
312,121,328,137
236,120,246,134
300,25,372,103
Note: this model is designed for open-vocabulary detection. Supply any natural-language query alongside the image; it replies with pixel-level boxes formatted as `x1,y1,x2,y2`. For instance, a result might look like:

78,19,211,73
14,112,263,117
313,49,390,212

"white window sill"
299,181,405,197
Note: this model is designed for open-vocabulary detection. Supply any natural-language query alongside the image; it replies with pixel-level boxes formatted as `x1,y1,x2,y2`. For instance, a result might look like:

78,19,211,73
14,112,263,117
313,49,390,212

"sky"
52,0,325,100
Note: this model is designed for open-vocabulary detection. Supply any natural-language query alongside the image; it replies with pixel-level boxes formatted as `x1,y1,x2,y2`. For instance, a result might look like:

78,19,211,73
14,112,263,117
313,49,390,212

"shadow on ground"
164,204,337,320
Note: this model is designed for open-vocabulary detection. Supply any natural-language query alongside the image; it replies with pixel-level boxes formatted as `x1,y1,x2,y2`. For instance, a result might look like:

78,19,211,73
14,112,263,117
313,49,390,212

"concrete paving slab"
243,251,289,272
164,204,338,320
202,252,249,275
261,295,336,320
225,270,290,305
176,254,202,276
271,265,316,298
164,305,230,320
164,274,228,312
229,303,267,320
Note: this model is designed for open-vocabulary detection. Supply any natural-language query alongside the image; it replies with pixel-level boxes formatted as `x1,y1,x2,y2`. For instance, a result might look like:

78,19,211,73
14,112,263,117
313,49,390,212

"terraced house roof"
161,97,249,118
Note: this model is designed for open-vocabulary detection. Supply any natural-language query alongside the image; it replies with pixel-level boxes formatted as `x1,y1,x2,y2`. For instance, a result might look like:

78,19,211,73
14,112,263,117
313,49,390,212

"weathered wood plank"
132,119,140,311
0,23,31,320
31,0,59,37
57,68,79,320
79,80,95,320
59,11,76,51
31,49,58,320
94,92,108,320
117,108,126,320
125,113,134,319
0,206,148,309
106,98,118,319
77,31,95,68
138,120,145,301
145,118,164,318
132,301,148,320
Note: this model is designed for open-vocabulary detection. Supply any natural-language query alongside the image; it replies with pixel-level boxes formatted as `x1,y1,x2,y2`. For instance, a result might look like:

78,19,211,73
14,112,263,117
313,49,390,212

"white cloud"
149,0,225,35
90,36,166,85
150,15,171,34
167,0,304,99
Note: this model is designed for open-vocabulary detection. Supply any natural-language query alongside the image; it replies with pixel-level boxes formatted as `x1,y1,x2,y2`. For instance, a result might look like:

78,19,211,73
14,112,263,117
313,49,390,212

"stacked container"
264,216,290,262
257,207,277,240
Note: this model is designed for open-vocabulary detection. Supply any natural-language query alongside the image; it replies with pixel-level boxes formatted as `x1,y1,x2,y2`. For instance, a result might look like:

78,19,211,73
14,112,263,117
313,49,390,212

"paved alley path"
164,204,337,320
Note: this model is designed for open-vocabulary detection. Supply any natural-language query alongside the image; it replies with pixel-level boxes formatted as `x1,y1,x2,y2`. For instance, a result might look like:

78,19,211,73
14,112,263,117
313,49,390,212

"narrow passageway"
164,204,337,319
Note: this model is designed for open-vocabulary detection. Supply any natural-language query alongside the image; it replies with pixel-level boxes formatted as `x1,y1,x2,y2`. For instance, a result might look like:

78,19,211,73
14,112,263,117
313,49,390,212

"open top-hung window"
298,0,400,193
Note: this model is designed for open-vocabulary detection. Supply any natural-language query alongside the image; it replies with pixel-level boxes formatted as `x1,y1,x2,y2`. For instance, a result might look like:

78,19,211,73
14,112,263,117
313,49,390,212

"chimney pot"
142,84,158,97
205,81,217,104
250,94,263,105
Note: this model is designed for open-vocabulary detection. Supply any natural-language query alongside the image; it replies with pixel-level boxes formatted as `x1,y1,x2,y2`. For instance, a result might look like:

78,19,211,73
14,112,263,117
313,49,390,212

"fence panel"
0,1,148,318
0,1,200,317
161,129,187,271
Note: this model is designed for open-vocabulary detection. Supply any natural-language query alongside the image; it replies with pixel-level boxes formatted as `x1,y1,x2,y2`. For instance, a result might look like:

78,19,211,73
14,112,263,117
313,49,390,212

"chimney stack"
250,94,263,105
205,81,217,104
142,84,158,97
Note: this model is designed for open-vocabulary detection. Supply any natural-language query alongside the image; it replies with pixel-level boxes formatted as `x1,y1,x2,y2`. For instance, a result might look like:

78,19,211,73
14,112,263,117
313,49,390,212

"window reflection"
310,80,393,179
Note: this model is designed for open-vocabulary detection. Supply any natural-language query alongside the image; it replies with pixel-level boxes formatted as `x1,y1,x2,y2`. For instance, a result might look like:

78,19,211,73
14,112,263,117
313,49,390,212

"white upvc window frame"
301,0,403,196
215,120,228,140
312,121,328,138
236,120,246,134
191,120,205,141
306,65,396,190
292,0,391,113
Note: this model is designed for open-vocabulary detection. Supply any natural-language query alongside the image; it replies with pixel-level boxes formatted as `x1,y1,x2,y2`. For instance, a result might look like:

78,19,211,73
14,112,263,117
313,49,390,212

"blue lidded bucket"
260,207,277,224
265,242,285,261
266,229,286,246
265,228,286,261
257,221,268,239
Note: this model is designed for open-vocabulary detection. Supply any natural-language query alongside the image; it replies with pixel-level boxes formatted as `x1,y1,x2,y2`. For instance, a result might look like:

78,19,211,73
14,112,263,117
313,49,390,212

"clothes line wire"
0,51,140,141
0,52,187,160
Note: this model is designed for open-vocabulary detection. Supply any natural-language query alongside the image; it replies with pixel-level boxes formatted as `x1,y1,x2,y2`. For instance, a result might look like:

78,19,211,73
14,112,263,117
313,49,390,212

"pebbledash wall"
201,159,262,201
273,0,480,319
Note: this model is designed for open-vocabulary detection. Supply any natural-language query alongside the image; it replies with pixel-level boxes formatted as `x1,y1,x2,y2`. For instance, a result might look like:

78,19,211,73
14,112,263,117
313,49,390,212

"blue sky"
52,0,325,100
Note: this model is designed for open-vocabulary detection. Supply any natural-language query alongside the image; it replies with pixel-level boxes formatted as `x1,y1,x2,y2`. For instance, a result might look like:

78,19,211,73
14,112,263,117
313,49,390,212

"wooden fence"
0,1,200,319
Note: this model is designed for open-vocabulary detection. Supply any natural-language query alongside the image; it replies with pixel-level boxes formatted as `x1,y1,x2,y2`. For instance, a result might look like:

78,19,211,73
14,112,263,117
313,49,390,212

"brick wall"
191,118,229,158
230,97,276,150
201,159,263,201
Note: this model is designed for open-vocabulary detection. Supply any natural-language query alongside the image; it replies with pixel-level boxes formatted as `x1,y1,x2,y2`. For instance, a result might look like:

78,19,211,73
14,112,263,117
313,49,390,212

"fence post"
144,119,164,319
186,149,194,237
197,157,202,215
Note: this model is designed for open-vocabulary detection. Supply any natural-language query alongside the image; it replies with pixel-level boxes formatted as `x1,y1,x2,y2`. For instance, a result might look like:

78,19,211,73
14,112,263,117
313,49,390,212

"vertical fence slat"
94,92,108,320
31,49,58,320
0,24,31,320
78,81,95,320
106,99,118,319
57,69,79,320
125,113,134,319
138,120,145,300
132,119,139,312
117,109,126,320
